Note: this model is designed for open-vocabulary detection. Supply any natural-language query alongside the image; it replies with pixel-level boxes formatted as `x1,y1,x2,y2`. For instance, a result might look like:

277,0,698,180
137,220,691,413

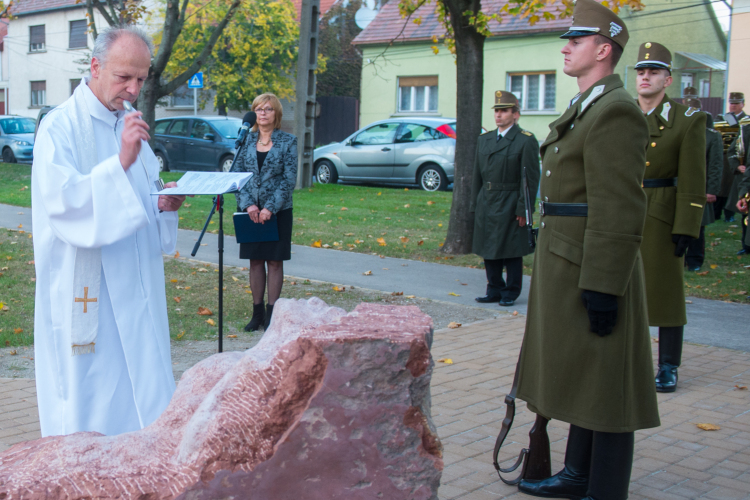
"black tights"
250,260,283,305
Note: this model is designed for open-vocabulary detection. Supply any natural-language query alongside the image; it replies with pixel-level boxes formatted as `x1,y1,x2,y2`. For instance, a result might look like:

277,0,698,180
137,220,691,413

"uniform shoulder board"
521,130,533,136
480,129,494,136
685,107,699,117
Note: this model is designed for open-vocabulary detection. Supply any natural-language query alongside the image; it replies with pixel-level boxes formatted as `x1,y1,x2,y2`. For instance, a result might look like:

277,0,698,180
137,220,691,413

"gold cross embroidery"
75,287,98,313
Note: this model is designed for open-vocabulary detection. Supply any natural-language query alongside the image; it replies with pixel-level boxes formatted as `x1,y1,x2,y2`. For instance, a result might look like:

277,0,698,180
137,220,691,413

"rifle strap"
492,360,522,474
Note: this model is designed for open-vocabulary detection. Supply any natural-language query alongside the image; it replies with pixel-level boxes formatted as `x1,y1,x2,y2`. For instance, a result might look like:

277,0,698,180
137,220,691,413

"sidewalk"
2,203,747,352
3,316,750,498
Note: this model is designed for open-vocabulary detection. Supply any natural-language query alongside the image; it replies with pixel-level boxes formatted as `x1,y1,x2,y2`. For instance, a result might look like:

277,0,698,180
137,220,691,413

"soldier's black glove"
672,234,693,257
581,290,618,337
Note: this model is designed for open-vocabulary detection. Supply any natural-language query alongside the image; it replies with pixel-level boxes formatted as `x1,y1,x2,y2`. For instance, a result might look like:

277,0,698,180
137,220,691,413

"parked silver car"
0,116,36,164
313,117,457,191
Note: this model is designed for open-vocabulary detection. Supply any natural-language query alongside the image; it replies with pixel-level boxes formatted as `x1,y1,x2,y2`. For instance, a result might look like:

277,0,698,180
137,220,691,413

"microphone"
234,111,257,149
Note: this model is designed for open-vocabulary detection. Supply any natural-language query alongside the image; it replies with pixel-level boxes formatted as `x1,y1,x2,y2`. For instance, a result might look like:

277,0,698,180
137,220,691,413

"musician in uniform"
634,42,706,394
471,91,540,307
717,92,746,222
735,156,750,259
726,119,750,254
683,93,724,271
515,1,659,498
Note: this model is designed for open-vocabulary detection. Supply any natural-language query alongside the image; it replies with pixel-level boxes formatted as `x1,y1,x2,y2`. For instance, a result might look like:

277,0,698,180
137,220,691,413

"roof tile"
9,0,81,16
353,0,570,45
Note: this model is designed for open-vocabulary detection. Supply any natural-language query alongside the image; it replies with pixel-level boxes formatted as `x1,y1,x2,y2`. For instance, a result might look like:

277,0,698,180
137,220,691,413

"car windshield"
0,118,36,135
210,119,243,139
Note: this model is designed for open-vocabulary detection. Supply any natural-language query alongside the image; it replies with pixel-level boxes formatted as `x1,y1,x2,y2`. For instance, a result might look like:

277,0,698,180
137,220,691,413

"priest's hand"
258,208,272,223
158,181,185,212
119,112,150,170
246,205,260,223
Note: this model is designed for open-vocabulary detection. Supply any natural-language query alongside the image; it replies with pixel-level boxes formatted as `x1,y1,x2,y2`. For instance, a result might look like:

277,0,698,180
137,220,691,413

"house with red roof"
351,0,727,139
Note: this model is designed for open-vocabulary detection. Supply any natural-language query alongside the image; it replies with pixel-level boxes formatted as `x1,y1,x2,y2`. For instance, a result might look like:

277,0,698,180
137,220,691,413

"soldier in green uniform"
471,91,540,307
683,93,724,271
717,92,746,222
735,160,750,257
727,120,750,254
634,42,707,393
515,1,659,499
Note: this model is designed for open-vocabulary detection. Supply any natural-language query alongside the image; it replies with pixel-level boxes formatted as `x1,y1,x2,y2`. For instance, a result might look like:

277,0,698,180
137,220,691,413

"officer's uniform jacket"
703,127,724,226
738,152,750,247
470,124,540,260
640,95,706,327
516,74,660,433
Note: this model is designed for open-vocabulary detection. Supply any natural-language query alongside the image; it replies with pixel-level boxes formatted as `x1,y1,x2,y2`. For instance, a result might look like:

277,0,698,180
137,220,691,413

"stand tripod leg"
218,195,224,353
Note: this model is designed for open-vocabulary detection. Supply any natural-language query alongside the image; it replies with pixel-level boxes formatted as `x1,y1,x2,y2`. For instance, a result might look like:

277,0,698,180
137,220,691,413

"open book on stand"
151,171,253,196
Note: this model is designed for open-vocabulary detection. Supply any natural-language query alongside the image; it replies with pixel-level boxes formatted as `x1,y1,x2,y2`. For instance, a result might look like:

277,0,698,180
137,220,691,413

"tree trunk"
441,1,485,254
140,78,160,149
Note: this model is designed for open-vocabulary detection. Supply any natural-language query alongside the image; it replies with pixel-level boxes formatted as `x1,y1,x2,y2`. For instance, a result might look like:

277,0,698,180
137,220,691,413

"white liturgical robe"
32,80,178,437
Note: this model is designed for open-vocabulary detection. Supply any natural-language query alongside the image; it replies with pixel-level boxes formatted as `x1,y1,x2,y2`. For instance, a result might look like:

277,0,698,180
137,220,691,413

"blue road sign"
188,72,204,89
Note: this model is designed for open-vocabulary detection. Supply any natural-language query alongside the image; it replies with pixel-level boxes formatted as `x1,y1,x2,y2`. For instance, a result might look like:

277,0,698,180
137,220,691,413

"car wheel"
315,160,338,184
2,147,17,164
220,155,234,172
155,152,169,172
418,164,447,191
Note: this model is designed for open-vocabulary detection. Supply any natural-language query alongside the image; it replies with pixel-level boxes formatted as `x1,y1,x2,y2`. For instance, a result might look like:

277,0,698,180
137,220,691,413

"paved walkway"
3,316,750,498
1,203,748,352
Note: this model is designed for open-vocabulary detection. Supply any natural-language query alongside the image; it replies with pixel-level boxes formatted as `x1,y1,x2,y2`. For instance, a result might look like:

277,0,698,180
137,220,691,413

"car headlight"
13,140,32,147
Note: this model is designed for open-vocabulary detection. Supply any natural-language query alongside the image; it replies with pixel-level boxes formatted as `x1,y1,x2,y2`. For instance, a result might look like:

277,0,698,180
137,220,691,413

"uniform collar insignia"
580,85,605,113
569,93,582,108
685,107,699,117
660,102,671,122
609,22,623,38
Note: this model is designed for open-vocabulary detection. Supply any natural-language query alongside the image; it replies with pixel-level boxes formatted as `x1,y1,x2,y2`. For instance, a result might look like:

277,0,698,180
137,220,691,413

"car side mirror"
203,133,216,141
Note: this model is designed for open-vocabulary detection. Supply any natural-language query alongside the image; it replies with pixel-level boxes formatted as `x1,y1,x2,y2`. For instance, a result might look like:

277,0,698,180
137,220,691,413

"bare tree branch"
90,0,117,27
85,0,99,39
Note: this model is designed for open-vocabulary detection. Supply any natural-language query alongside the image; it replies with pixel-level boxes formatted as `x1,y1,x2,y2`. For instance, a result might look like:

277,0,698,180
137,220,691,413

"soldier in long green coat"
515,2,659,499
685,100,724,271
471,91,540,307
634,42,706,394
735,155,750,250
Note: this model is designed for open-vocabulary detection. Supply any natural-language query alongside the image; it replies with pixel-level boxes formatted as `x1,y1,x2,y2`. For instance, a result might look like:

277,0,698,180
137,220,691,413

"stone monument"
0,298,442,499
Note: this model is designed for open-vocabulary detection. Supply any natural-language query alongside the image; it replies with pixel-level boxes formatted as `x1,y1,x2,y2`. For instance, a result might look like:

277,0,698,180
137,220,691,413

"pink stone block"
0,298,443,499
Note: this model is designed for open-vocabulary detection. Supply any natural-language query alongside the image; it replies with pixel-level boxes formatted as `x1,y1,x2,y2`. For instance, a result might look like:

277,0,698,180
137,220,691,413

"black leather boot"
244,302,265,332
518,425,592,499
656,326,683,393
264,303,274,330
584,431,634,500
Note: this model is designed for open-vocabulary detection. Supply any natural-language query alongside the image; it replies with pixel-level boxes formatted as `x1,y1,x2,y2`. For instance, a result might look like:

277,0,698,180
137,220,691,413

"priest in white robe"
31,26,185,437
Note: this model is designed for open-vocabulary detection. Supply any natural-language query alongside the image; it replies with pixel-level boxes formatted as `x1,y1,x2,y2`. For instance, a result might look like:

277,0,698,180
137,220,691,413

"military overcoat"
725,124,750,215
516,74,660,433
640,96,706,327
470,124,540,260
703,128,724,226
738,157,750,247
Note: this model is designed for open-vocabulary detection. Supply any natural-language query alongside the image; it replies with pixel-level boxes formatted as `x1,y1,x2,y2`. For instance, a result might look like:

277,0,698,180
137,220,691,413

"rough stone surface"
0,298,442,499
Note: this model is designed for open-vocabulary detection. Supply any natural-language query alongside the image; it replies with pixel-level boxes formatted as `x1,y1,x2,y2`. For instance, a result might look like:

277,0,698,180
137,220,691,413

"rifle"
523,166,538,250
492,363,551,485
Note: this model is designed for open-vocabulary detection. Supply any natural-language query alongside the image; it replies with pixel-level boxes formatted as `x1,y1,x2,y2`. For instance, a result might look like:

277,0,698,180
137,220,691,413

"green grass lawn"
2,163,748,306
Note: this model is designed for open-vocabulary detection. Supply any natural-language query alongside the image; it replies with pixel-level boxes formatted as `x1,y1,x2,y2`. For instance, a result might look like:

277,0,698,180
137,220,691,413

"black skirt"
239,208,293,261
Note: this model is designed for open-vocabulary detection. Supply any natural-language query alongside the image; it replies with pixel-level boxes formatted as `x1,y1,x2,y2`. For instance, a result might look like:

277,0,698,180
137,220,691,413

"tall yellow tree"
395,0,645,254
163,0,301,115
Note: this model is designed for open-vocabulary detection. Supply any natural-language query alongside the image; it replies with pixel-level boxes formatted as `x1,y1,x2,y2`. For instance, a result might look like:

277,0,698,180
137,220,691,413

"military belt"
539,201,588,217
485,182,520,191
642,177,678,188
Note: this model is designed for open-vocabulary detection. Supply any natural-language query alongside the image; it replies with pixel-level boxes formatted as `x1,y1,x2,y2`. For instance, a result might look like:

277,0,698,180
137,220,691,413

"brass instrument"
713,113,750,153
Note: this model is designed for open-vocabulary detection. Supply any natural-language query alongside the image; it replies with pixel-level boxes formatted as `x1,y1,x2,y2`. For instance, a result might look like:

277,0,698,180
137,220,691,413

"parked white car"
313,117,457,191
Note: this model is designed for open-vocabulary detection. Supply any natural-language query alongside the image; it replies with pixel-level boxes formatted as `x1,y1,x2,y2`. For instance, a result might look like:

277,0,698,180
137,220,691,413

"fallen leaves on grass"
197,268,208,273
391,291,404,296
341,207,348,211
171,279,178,283
198,307,213,316
26,260,34,265
448,292,460,296
176,331,185,339
418,240,424,246
710,264,718,269
174,297,181,303
231,276,239,282
363,270,372,275
377,237,387,246
332,286,345,292
448,322,461,329
14,328,23,334
696,423,720,431
0,304,8,312
735,385,748,390
400,236,409,243
513,311,519,316
9,350,17,355
228,334,238,338
174,251,180,258
696,271,709,276
322,244,331,248
206,318,216,326
344,232,355,236
312,239,322,248
427,201,435,205
437,358,453,364
405,295,415,299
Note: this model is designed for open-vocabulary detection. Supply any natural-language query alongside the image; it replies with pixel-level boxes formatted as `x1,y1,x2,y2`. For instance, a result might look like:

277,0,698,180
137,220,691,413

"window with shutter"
31,81,46,107
69,20,88,49
29,25,45,52
506,72,557,112
397,76,439,113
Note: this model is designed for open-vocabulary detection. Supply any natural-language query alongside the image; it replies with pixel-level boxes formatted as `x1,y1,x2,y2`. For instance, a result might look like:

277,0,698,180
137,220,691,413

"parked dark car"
152,116,243,172
0,116,37,164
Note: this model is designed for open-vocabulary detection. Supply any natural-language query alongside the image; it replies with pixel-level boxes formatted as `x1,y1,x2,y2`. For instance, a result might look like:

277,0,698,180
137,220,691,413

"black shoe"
655,363,678,393
475,295,502,303
738,249,748,256
518,470,588,499
264,303,274,330
687,265,701,272
499,298,515,306
245,302,265,332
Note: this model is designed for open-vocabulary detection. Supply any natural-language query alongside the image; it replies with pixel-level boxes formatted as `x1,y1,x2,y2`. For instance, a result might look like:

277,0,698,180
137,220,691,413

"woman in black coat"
231,93,298,330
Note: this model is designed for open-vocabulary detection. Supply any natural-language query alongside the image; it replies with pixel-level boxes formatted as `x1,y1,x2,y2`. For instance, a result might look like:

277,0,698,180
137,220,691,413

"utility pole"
294,0,321,189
